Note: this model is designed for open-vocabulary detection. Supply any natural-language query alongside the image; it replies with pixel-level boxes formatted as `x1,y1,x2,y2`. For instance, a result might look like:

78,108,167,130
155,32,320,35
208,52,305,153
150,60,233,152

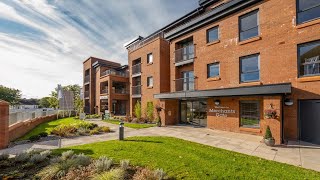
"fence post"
0,100,9,149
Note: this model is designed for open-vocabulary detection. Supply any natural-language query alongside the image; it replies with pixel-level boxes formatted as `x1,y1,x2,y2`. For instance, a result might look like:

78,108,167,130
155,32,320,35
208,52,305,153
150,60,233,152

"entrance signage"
209,106,236,117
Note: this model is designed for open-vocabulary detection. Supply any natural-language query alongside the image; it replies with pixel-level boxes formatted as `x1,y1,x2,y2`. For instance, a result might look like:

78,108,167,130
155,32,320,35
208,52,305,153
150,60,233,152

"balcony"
101,69,129,78
175,44,195,66
84,75,90,84
175,77,195,92
132,63,141,77
84,91,89,98
101,88,108,94
132,85,141,98
113,88,129,94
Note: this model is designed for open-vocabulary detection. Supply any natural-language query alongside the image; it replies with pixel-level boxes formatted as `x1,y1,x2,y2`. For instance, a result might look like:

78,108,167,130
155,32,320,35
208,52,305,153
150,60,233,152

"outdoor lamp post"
119,121,124,140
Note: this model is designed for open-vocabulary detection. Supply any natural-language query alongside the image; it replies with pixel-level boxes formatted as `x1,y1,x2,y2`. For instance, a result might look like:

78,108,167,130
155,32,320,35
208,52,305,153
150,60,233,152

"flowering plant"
264,109,278,119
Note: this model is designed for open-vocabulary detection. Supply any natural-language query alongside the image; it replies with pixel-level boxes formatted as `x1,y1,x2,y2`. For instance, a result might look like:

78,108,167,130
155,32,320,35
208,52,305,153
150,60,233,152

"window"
240,54,260,82
207,63,220,78
147,53,153,64
147,76,153,87
297,0,320,24
239,10,259,41
207,26,219,43
298,40,320,77
240,101,260,128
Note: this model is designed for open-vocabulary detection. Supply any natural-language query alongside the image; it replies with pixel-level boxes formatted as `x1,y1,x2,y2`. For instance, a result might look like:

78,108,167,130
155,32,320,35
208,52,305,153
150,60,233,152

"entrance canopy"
154,83,291,99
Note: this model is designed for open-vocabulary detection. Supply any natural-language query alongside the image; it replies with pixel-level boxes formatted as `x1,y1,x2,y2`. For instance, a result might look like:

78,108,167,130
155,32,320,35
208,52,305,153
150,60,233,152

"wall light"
284,98,293,106
214,99,221,106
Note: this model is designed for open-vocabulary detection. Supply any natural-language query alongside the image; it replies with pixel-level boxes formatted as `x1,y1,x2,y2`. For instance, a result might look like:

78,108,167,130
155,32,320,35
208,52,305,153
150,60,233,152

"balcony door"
182,71,194,91
182,41,194,61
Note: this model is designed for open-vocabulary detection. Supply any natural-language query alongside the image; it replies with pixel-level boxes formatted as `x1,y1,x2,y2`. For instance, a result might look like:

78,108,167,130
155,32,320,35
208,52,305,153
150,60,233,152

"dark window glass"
240,101,260,128
297,0,320,24
239,10,259,41
240,54,260,82
207,26,219,43
207,63,220,78
298,40,320,77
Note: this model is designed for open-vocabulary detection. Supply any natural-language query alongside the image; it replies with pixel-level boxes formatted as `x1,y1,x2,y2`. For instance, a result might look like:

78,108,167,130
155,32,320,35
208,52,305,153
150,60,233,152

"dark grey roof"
154,83,292,99
165,0,262,40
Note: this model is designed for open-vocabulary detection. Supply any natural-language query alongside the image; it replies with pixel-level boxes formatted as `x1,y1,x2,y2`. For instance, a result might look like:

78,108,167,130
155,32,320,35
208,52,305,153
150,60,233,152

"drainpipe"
281,94,285,144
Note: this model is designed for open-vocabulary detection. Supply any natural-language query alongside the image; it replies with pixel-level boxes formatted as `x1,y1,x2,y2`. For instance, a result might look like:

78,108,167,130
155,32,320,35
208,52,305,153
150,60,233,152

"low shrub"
51,124,77,137
76,122,97,130
94,156,113,173
40,150,52,158
39,132,48,137
74,116,79,119
0,153,9,161
61,150,74,161
30,154,47,163
29,135,41,142
62,164,95,180
37,163,60,180
89,128,100,135
120,159,130,170
14,152,30,163
77,127,90,136
73,153,91,167
133,168,166,180
93,168,126,180
98,126,111,133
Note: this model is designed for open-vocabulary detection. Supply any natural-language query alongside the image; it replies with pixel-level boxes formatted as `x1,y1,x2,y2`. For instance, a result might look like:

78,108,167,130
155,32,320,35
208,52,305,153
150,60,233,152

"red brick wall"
128,38,170,119
0,101,9,149
167,0,320,141
8,115,57,141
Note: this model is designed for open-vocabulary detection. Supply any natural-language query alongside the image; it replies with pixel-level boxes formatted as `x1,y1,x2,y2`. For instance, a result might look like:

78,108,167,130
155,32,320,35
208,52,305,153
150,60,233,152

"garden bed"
13,118,112,146
0,149,168,180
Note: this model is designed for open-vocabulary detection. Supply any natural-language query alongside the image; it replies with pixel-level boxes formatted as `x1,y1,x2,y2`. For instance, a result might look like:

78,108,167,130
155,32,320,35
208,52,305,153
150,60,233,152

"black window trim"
207,62,220,78
238,9,260,42
240,100,260,128
147,53,153,64
206,25,219,43
297,39,320,78
239,53,260,83
296,0,320,25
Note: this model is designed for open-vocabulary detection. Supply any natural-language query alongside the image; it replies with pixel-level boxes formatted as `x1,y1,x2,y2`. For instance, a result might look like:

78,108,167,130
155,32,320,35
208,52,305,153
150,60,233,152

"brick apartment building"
83,57,129,116
124,0,320,145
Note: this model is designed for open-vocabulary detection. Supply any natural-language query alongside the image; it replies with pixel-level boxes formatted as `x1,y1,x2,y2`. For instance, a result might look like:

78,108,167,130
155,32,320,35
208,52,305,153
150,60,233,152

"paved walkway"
1,120,320,172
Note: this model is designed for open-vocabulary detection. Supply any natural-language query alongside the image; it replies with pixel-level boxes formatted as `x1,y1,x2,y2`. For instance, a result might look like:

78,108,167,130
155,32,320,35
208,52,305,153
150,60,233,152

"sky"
0,0,198,98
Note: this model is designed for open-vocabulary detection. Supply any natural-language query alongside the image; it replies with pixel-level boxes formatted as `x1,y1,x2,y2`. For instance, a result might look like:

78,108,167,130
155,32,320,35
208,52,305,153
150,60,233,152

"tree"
39,97,51,108
75,97,84,115
0,85,22,105
146,101,154,122
134,101,142,119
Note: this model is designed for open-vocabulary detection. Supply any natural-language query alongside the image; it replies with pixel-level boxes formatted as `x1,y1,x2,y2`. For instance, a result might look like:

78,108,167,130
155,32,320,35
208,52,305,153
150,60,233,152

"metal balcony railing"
101,69,129,77
101,89,108,94
113,88,129,94
132,63,141,75
175,77,195,91
84,75,90,83
84,91,89,97
132,85,141,95
175,44,195,63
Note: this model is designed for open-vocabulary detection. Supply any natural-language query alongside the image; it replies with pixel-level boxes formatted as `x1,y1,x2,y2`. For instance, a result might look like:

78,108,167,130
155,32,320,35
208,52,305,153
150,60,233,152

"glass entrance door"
180,100,207,127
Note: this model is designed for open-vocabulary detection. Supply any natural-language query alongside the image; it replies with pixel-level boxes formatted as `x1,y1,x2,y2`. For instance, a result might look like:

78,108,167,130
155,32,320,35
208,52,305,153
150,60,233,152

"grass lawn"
19,117,83,140
103,119,156,129
54,136,320,179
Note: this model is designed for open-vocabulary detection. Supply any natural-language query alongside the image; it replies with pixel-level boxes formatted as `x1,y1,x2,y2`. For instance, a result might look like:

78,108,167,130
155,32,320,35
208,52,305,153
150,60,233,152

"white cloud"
0,0,197,98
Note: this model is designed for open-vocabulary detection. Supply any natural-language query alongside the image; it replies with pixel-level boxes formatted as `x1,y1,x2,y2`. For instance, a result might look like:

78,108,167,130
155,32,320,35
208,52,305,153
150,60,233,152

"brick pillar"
0,100,9,149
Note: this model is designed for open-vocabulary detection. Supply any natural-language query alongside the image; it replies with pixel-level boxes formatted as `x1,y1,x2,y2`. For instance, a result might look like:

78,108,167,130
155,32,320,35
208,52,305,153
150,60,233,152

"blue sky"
0,0,198,98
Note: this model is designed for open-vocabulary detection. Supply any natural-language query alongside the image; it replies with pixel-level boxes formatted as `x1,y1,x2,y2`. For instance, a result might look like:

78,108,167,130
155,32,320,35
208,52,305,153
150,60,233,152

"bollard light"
119,121,124,140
